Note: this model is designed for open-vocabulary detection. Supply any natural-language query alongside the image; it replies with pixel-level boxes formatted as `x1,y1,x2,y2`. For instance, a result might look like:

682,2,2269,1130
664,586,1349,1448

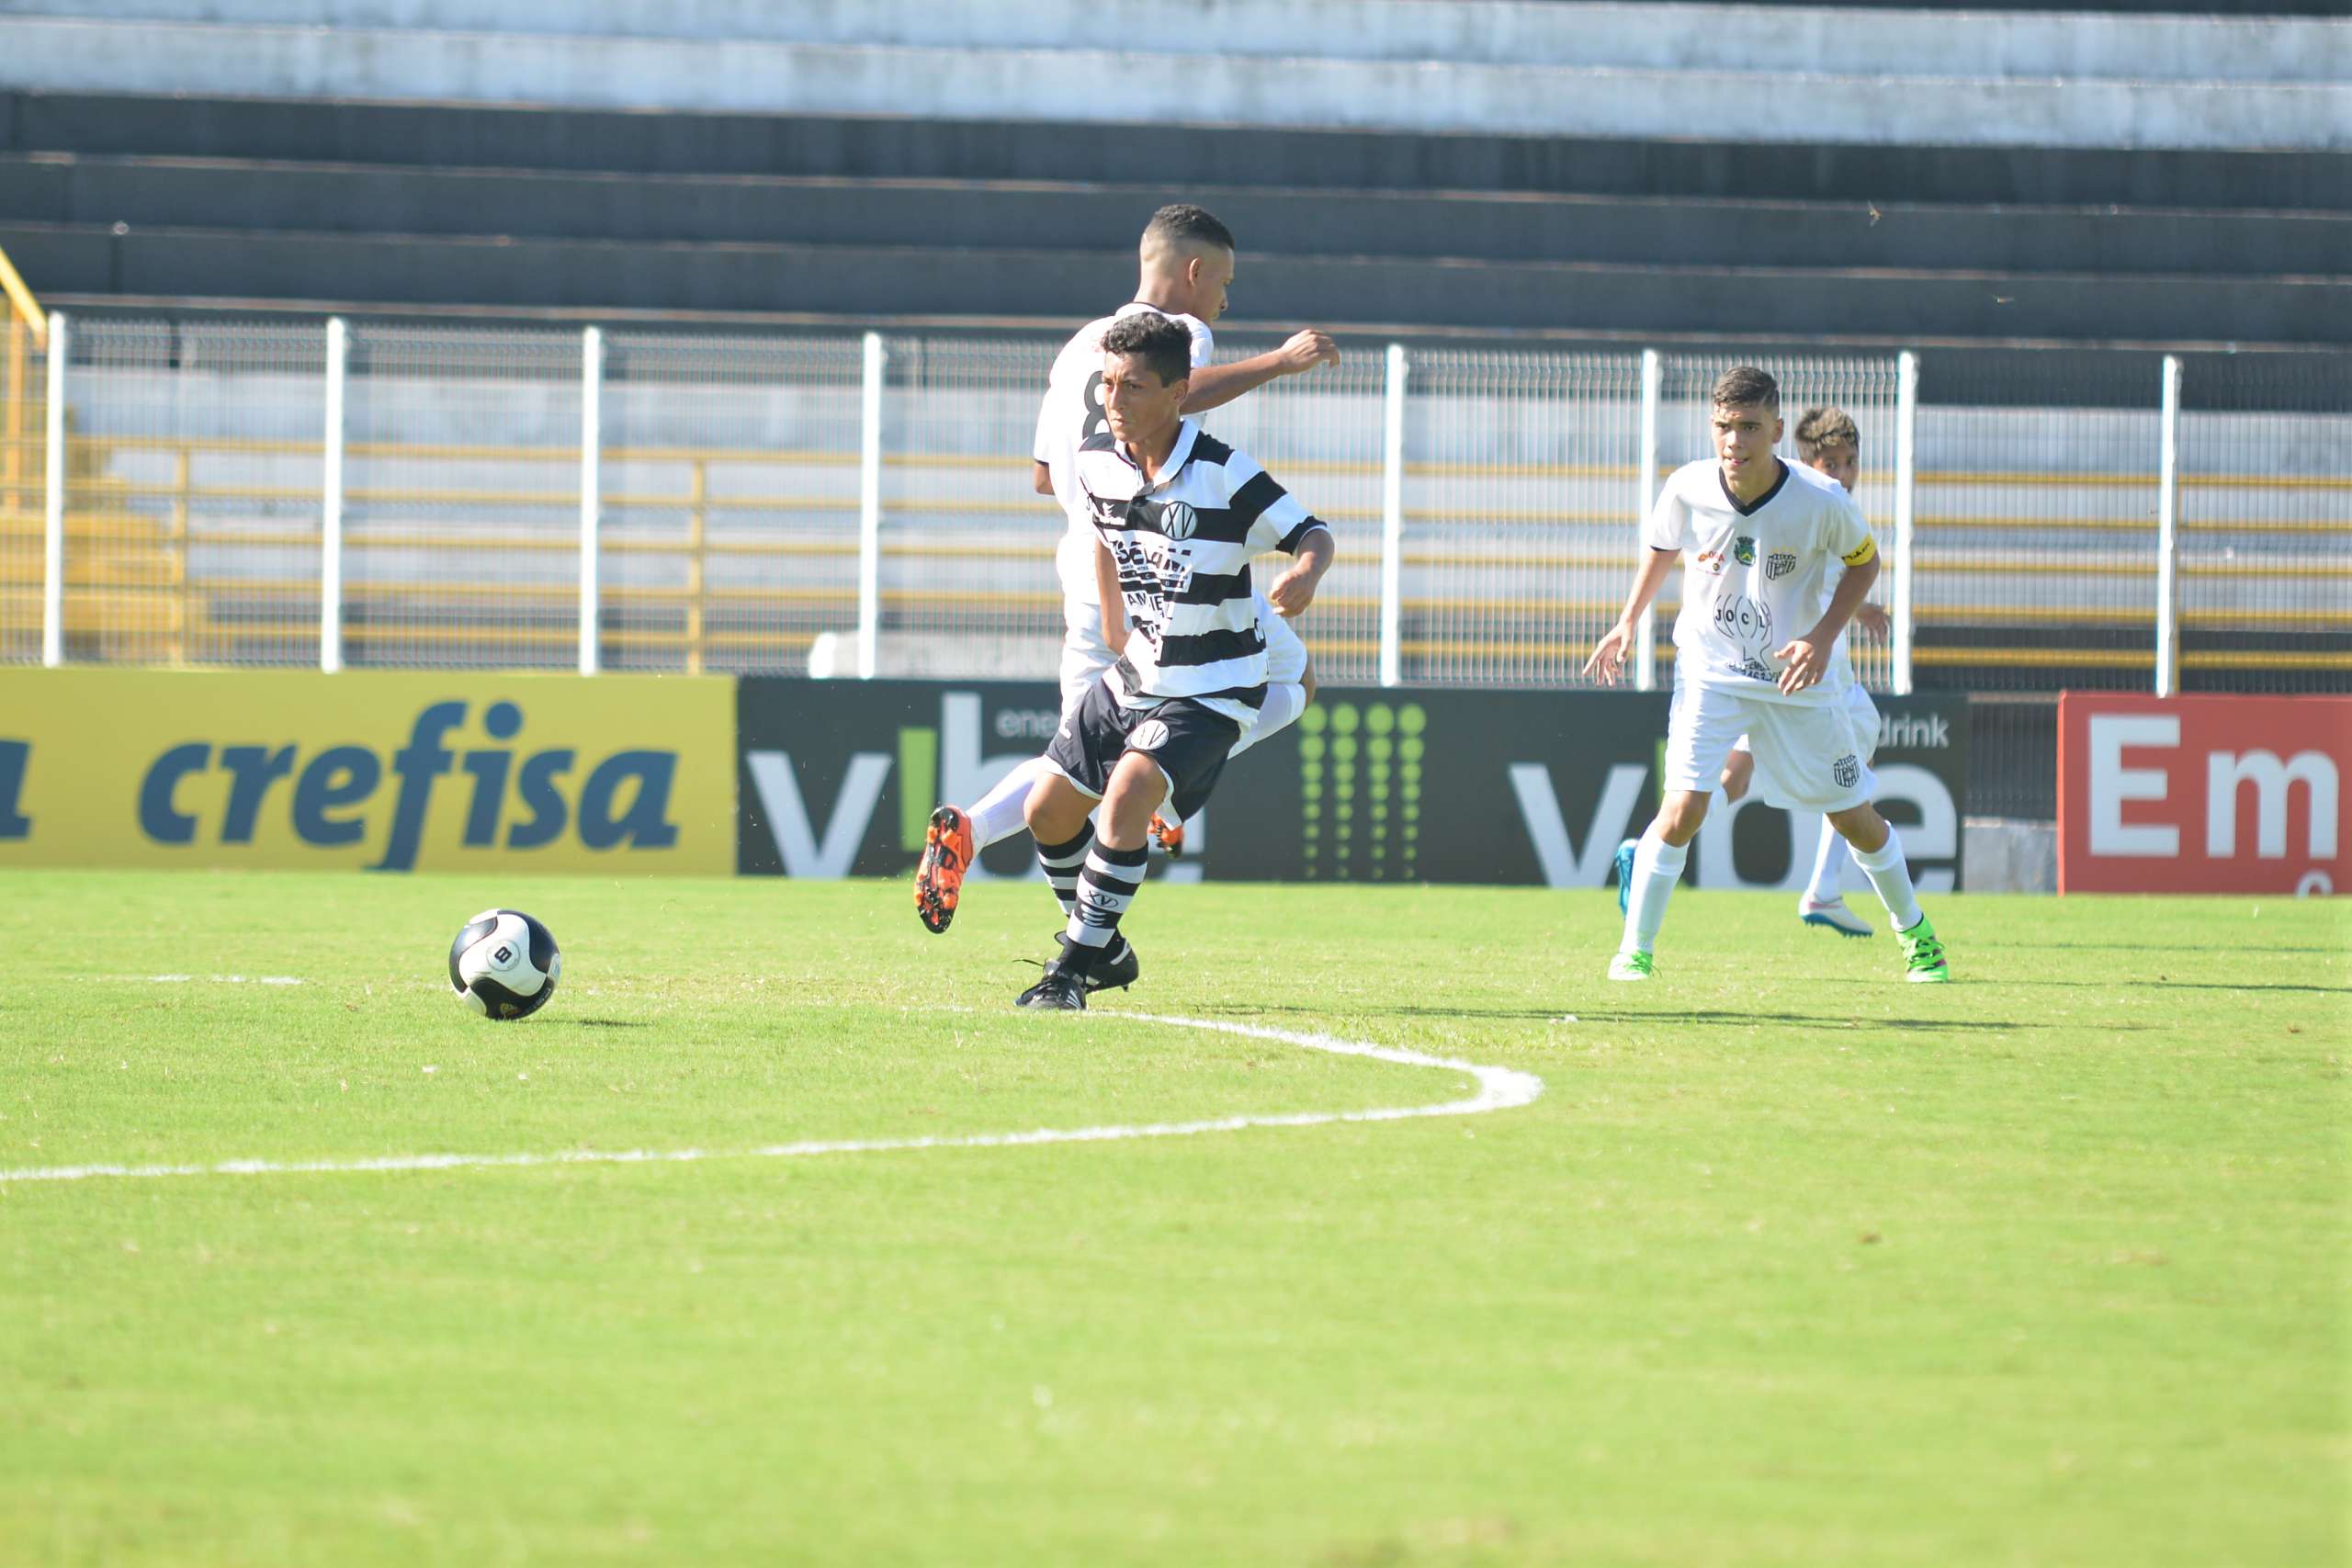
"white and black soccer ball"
447,908,561,1021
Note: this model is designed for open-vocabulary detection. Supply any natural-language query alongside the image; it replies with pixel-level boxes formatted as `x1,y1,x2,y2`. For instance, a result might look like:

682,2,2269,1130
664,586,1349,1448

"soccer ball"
447,908,561,1021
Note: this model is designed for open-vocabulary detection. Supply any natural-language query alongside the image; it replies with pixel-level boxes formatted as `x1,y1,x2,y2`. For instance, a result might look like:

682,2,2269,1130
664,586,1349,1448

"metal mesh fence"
64,317,327,667
880,333,1062,681
17,311,2347,707
1204,336,1388,687
1406,347,1639,687
1909,353,2165,694
603,329,865,675
343,323,581,671
2176,352,2352,695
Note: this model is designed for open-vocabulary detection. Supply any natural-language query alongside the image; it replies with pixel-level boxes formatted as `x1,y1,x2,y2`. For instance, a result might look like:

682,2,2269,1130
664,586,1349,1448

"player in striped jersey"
913,204,1337,940
1014,312,1335,1009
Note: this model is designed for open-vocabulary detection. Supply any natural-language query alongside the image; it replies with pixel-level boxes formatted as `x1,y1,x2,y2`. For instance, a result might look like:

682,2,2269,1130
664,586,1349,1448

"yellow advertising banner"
0,669,735,874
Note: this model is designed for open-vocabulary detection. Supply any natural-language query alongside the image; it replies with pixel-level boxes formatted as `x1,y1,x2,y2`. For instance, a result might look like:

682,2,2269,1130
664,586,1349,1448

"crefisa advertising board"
1,669,1967,887
736,679,1972,893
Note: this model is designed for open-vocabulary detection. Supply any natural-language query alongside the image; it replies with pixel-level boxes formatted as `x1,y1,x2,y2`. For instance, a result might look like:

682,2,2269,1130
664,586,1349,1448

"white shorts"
1729,682,1881,766
1061,592,1306,713
1668,680,1875,815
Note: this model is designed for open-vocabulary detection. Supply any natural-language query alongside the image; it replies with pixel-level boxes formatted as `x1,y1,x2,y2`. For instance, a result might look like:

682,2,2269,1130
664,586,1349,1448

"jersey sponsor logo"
1127,719,1172,751
1696,548,1727,575
1733,536,1757,566
1734,658,1777,683
1766,551,1797,580
1712,592,1773,649
1833,753,1861,789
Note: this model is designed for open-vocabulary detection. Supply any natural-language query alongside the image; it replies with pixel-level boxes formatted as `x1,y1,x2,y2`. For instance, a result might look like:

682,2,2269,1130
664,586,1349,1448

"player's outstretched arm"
1182,331,1340,414
1584,547,1678,685
1265,525,1336,617
1774,552,1881,694
1093,538,1131,656
1032,460,1055,497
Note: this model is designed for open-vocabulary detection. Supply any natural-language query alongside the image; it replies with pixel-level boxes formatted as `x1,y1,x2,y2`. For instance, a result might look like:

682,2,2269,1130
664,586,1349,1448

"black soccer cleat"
1058,931,1140,994
1015,952,1091,1010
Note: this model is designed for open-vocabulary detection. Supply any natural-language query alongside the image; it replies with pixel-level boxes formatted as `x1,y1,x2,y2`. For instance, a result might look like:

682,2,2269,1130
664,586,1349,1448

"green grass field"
1,869,2344,1566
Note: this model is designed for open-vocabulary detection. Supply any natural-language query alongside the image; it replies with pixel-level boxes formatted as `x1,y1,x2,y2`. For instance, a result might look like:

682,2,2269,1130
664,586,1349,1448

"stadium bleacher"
0,0,2346,343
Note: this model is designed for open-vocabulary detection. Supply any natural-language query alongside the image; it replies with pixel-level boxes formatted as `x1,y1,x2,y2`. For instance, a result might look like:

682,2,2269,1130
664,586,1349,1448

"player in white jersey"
1629,406,1893,937
1012,314,1335,1008
1586,366,1950,984
913,205,1339,941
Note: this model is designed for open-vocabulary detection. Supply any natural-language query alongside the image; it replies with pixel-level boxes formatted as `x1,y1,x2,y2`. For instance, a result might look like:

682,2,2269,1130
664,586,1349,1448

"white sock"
1229,682,1306,761
1851,826,1925,932
1620,826,1688,955
965,755,1054,851
1804,815,1856,906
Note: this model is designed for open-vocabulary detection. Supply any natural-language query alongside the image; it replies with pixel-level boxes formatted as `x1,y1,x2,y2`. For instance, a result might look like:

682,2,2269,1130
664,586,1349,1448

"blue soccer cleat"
1614,838,1638,916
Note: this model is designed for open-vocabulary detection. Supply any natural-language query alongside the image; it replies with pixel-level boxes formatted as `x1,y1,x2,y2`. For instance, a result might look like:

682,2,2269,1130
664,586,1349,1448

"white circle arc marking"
0,1013,1543,1185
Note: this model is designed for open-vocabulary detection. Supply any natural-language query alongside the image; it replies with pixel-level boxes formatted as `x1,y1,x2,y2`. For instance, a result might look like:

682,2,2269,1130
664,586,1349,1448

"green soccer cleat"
1898,916,1951,983
1607,951,1655,983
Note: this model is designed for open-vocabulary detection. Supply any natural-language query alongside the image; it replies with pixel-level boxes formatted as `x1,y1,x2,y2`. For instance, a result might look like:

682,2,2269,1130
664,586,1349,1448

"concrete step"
5,154,2345,280
0,13,2342,151
4,0,2343,83
10,91,2346,213
6,220,2345,345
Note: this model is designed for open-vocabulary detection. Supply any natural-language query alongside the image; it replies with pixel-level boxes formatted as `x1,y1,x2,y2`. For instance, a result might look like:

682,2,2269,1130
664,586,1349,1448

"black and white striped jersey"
1074,419,1326,728
1033,304,1216,624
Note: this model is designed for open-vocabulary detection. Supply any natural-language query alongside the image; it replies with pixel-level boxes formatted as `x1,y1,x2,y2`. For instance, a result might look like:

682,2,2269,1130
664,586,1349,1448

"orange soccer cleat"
913,805,976,933
1148,812,1185,859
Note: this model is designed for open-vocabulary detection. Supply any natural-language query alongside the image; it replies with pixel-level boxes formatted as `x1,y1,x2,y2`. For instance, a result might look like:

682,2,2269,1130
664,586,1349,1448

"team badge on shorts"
1128,719,1172,751
1734,536,1757,566
1766,551,1796,580
1833,753,1860,789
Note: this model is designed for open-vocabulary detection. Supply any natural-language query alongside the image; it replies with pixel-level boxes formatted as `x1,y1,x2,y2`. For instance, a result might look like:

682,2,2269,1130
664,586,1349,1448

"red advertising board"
2058,693,2351,895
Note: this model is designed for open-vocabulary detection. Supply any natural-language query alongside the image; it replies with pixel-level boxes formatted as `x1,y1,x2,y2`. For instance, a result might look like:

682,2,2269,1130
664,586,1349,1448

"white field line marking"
144,975,304,986
0,1012,1543,1186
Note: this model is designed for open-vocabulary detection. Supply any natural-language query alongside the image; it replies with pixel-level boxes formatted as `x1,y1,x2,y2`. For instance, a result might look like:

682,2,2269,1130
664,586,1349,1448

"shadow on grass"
556,1017,652,1029
1996,980,2349,996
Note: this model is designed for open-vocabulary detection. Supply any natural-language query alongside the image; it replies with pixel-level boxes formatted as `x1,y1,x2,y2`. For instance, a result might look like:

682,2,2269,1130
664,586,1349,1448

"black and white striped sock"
1066,840,1149,950
1035,826,1092,918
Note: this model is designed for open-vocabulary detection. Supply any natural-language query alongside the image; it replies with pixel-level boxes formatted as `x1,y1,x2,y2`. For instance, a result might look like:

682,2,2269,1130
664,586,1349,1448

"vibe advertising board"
0,669,735,874
2057,693,2348,895
735,680,1969,891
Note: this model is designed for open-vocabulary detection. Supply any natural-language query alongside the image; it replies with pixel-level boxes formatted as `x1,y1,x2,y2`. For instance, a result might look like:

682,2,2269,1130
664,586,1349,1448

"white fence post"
320,316,347,674
1634,346,1661,692
40,310,65,669
2155,354,2183,698
1378,342,1408,689
1892,349,1918,696
578,324,603,677
857,330,886,681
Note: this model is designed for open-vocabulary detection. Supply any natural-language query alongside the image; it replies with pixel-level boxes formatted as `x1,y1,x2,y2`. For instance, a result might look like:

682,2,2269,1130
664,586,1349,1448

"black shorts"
1045,677,1243,822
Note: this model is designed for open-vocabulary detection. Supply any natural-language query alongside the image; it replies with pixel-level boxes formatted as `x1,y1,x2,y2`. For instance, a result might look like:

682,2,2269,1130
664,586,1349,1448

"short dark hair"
1711,365,1780,412
1141,203,1236,256
1795,406,1860,462
1100,313,1193,389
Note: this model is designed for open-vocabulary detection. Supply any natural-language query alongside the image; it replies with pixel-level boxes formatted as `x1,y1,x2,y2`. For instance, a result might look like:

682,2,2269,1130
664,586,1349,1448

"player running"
1588,367,1949,984
1012,313,1335,1009
1616,406,1893,938
914,204,1338,942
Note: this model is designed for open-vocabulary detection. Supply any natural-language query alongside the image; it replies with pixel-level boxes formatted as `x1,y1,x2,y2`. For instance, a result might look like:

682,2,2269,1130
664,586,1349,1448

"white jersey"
1034,303,1216,626
1073,419,1323,731
1645,457,1876,705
